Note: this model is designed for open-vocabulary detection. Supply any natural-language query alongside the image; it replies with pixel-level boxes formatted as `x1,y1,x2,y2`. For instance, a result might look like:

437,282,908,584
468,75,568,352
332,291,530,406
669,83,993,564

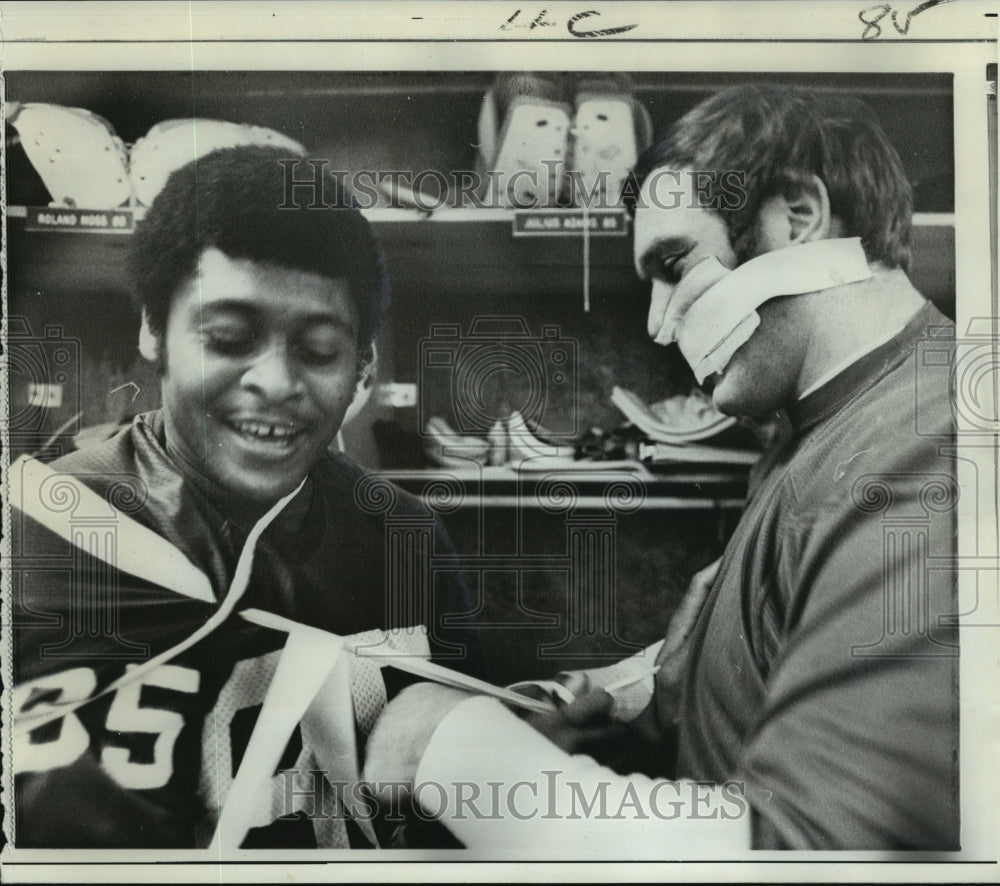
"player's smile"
220,414,309,456
151,248,362,505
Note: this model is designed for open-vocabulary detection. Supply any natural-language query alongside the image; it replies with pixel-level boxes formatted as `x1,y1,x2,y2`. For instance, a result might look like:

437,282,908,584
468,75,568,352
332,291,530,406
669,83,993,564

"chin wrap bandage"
648,238,873,384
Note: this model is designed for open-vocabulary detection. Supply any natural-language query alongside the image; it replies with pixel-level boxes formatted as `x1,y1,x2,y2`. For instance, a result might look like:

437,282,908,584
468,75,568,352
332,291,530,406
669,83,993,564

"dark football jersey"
10,413,484,848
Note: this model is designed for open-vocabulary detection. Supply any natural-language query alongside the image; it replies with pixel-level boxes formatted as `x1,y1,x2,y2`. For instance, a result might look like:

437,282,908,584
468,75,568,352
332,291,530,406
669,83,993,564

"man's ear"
342,342,378,427
137,310,161,364
780,173,834,244
753,173,835,252
357,343,377,386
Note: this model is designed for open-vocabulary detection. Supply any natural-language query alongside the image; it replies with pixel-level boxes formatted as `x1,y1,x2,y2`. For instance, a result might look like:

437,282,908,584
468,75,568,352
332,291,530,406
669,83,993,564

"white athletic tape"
241,610,558,716
11,457,305,734
10,455,214,604
648,253,731,344
649,239,873,383
209,620,348,850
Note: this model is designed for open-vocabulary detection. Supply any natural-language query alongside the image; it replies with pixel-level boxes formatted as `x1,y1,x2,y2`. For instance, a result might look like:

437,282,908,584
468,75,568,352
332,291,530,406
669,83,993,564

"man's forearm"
414,696,751,856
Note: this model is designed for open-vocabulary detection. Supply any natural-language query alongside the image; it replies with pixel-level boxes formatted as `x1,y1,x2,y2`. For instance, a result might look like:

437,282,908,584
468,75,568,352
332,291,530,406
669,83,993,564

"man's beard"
731,220,763,266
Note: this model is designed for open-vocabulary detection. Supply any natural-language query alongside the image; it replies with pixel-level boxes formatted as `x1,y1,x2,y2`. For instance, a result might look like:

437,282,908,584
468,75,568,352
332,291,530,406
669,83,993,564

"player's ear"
754,173,835,251
357,342,376,385
138,310,162,364
781,173,834,244
342,342,378,428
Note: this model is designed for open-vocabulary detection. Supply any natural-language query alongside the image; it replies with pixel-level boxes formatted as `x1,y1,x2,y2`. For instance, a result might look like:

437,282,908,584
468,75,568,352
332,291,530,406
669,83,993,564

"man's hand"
521,686,626,756
363,682,472,804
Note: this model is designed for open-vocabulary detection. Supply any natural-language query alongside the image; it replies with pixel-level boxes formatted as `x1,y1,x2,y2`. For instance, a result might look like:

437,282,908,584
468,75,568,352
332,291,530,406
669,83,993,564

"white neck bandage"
650,238,873,384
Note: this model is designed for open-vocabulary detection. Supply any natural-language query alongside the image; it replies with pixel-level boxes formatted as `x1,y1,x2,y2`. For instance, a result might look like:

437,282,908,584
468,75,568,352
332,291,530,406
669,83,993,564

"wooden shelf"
4,204,955,226
5,207,956,310
372,462,751,511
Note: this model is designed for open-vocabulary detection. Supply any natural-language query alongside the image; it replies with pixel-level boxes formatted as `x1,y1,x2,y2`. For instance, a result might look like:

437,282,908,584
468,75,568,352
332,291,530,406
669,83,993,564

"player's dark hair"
627,83,913,270
130,145,390,347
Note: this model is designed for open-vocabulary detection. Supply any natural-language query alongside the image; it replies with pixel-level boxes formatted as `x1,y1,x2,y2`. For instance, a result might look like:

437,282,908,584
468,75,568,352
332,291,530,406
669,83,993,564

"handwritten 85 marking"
859,0,959,40
500,8,639,38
